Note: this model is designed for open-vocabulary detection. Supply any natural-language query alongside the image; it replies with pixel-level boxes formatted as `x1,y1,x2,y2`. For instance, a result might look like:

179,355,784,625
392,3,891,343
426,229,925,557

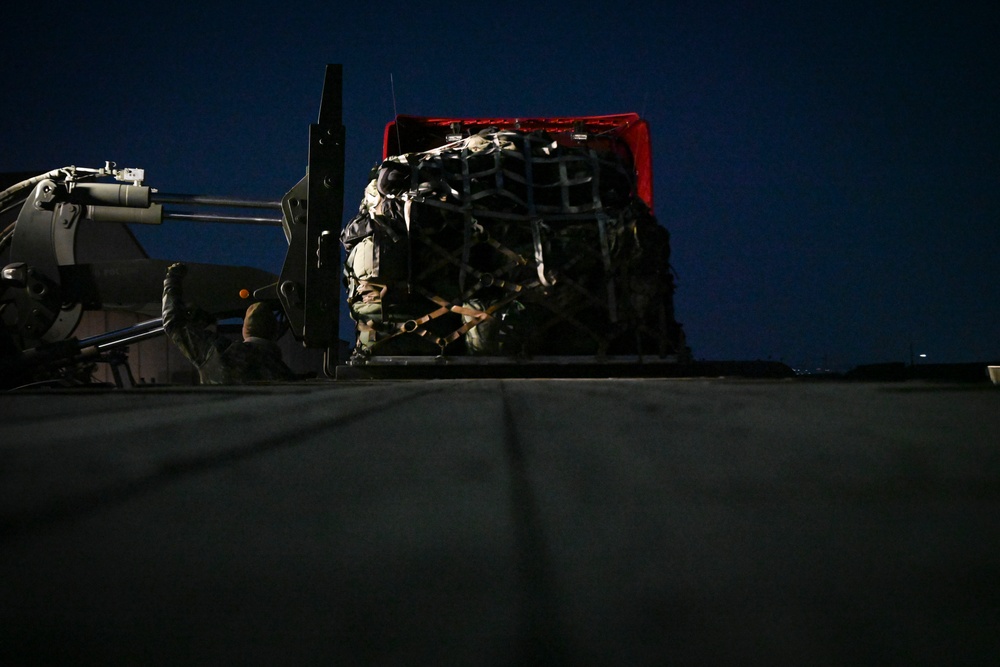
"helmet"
243,302,279,341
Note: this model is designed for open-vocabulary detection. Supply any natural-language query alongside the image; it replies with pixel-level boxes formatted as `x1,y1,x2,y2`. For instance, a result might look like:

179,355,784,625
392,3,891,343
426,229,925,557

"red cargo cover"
383,113,654,212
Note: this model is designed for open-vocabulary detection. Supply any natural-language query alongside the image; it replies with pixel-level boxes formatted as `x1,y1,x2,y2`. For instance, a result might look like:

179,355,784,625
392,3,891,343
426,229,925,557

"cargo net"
339,128,688,362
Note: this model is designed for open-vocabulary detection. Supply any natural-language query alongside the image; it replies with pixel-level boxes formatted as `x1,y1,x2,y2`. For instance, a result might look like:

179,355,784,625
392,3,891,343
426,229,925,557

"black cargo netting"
340,128,687,361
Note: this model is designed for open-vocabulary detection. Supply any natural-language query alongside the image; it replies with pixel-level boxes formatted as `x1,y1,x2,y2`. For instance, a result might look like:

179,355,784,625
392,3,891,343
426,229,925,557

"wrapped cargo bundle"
340,118,687,363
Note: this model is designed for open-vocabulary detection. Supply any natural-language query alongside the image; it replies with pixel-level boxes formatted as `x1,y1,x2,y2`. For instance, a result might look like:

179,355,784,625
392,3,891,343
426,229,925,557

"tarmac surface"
1,376,998,665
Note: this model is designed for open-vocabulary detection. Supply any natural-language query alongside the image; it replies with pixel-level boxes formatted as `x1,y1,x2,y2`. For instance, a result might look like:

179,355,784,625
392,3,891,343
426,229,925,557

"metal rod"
78,318,164,348
163,212,283,226
152,193,282,209
93,326,165,351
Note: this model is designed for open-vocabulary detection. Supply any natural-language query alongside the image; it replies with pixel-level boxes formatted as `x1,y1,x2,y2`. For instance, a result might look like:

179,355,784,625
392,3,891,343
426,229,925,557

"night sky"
3,2,998,370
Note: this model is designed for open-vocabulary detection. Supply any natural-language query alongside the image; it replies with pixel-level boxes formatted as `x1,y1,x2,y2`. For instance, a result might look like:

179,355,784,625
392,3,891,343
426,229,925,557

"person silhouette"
161,262,296,384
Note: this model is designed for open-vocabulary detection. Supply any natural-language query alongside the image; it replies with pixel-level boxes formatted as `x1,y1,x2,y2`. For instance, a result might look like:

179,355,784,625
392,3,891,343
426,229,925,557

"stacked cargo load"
339,114,688,363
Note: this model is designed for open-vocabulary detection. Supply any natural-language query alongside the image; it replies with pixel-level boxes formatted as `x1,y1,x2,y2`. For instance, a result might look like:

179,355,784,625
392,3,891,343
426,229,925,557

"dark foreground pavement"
1,378,998,665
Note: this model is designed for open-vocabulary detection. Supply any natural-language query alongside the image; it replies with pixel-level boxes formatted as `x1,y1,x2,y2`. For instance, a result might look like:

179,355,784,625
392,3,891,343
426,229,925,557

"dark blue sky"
4,2,998,368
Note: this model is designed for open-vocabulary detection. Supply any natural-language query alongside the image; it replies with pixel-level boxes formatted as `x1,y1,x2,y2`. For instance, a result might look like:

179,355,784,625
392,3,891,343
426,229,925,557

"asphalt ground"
1,378,998,665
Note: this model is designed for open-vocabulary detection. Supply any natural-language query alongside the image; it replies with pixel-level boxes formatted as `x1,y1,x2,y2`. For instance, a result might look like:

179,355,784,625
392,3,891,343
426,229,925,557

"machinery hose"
0,168,66,212
0,221,13,254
